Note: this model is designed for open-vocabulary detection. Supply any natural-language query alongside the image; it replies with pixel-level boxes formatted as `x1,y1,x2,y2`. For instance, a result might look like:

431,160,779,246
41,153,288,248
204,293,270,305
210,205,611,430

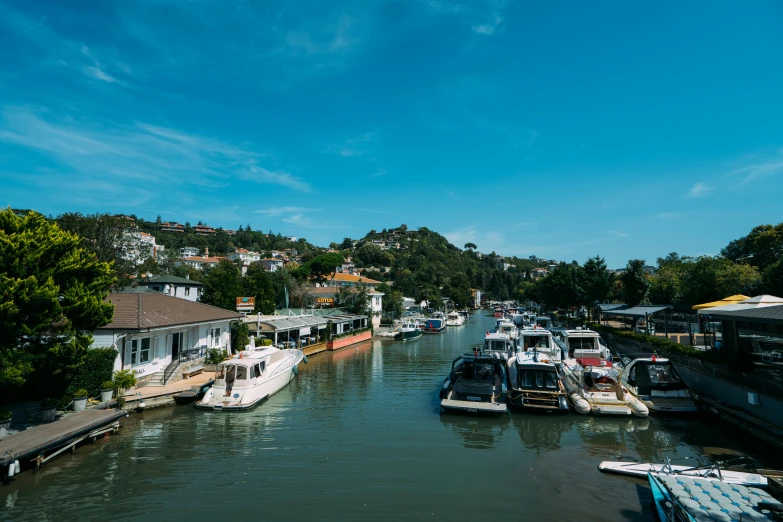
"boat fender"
6,462,14,479
303,355,308,364
558,395,569,410
292,365,299,375
14,460,20,475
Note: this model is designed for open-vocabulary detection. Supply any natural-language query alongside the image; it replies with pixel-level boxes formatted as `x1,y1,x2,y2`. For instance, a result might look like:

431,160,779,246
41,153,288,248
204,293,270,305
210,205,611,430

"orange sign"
316,297,334,307
236,296,255,311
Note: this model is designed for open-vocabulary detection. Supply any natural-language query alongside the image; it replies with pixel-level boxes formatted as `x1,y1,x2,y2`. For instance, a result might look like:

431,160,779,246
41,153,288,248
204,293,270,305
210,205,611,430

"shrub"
101,380,115,391
113,370,136,394
0,408,11,422
205,348,228,365
261,338,273,346
66,347,118,397
74,389,89,399
41,397,58,409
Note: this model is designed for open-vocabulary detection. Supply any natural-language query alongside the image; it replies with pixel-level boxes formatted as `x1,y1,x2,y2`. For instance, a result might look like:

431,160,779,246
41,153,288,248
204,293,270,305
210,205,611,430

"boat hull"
195,352,302,411
398,329,423,342
440,398,507,414
599,461,768,487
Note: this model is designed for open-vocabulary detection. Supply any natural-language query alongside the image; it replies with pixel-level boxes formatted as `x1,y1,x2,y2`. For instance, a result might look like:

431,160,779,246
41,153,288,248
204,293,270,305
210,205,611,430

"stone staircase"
143,371,167,387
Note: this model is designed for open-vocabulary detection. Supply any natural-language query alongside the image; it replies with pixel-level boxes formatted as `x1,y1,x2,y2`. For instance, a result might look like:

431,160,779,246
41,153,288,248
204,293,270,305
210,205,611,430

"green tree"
722,223,783,271
464,242,477,250
582,256,615,312
199,260,244,310
761,260,783,296
306,252,344,282
620,259,649,306
244,263,276,314
0,209,115,392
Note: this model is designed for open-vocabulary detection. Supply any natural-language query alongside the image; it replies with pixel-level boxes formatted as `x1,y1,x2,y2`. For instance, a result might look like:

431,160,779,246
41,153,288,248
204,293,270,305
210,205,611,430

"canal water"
2,313,778,522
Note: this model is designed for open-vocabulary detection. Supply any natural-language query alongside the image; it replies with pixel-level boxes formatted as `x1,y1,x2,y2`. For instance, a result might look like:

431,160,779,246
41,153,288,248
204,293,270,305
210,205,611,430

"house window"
185,287,191,296
130,340,138,366
212,328,222,347
140,338,151,364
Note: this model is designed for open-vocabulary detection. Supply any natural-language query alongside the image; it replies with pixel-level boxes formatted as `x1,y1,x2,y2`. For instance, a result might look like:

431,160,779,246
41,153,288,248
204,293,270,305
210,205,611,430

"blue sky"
1,0,782,268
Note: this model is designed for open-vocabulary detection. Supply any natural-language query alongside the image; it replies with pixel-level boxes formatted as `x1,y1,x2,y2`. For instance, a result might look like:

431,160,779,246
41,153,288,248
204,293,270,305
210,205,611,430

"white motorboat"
446,311,465,326
561,360,649,417
599,459,769,487
618,355,698,413
553,327,612,366
196,346,304,411
507,350,569,412
482,331,517,361
495,320,518,341
518,327,563,365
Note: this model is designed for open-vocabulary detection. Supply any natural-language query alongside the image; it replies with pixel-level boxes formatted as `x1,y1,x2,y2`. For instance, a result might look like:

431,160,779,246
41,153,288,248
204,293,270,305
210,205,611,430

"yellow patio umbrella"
692,294,750,310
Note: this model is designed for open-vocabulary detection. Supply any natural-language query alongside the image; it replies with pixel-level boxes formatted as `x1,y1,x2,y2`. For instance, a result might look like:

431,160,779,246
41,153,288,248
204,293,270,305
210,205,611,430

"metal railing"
163,345,209,385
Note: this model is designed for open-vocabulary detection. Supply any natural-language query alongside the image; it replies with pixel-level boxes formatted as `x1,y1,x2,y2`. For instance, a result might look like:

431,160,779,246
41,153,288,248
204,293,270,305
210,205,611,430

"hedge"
587,323,726,363
66,347,118,397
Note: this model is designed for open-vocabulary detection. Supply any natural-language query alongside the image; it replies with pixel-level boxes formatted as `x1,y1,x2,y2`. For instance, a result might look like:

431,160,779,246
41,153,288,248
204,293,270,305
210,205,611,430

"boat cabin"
483,332,516,353
622,357,688,397
535,316,553,329
555,328,611,367
496,321,516,337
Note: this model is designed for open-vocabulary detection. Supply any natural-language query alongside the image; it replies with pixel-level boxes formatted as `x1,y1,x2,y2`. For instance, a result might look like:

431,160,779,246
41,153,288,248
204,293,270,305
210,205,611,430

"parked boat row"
439,310,698,418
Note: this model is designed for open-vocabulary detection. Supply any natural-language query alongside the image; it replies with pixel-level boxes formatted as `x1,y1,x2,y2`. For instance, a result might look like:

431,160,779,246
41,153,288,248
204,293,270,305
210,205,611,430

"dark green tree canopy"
0,208,115,390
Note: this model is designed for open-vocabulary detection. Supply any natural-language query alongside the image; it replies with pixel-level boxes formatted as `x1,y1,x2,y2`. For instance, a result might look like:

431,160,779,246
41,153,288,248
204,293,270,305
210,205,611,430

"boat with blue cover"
648,472,781,521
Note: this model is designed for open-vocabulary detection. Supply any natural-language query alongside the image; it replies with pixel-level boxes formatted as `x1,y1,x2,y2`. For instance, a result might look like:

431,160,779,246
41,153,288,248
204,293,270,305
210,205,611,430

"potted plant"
100,381,115,403
113,370,137,398
40,398,58,422
0,408,12,433
72,389,89,412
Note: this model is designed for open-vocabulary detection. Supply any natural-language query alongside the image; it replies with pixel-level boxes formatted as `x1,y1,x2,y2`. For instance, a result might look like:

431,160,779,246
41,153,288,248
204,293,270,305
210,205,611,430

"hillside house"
138,274,203,302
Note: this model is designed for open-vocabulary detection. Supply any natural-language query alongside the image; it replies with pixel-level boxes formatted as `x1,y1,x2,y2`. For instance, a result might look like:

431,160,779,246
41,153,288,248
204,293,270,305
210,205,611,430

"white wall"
92,320,232,378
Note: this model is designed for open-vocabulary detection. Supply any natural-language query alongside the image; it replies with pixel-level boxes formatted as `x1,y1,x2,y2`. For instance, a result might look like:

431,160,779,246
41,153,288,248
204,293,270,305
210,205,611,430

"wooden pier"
0,408,127,471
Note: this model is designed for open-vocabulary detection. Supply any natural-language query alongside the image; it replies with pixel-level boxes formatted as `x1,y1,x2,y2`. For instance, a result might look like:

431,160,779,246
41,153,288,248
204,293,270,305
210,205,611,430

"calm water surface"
2,314,777,522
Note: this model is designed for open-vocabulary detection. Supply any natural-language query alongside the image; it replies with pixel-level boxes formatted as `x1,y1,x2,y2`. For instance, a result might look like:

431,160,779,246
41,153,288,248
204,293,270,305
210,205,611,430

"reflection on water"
1,313,779,522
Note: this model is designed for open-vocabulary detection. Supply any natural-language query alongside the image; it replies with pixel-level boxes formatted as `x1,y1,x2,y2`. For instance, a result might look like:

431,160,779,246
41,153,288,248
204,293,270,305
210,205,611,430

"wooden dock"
0,408,127,470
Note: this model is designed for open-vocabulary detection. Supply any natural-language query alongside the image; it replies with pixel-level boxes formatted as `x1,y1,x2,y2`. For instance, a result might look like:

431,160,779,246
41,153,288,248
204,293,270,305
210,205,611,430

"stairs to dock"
144,371,167,387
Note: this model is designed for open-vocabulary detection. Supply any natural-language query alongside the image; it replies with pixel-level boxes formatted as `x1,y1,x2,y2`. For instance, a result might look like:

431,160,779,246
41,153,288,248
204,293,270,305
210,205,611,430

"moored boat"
599,458,768,487
518,327,563,366
396,320,424,341
423,312,447,334
496,319,518,341
618,355,697,413
561,360,649,416
483,331,517,361
507,350,569,412
647,473,779,522
195,346,304,411
439,352,508,414
446,311,465,326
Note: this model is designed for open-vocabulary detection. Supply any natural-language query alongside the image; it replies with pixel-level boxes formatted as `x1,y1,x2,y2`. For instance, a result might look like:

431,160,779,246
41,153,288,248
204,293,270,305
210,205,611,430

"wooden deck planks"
0,408,126,465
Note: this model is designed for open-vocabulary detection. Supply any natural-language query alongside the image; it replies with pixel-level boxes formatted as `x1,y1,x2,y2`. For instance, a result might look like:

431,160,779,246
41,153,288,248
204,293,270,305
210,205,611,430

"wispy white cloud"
0,105,311,196
472,14,504,35
727,160,783,184
368,168,386,178
688,182,713,198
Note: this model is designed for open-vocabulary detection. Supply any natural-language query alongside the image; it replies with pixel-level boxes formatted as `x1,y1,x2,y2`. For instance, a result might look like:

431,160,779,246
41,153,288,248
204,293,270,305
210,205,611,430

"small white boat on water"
446,311,465,326
507,350,569,412
196,345,304,411
482,331,517,361
599,458,768,487
496,320,518,341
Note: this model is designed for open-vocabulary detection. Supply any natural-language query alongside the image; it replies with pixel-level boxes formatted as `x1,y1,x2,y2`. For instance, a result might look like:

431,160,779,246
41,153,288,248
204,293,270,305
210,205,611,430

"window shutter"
124,341,132,366
166,334,173,357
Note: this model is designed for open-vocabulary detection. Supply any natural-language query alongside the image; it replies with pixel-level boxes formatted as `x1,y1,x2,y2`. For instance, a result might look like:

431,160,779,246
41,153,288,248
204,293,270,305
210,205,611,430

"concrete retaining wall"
676,365,783,426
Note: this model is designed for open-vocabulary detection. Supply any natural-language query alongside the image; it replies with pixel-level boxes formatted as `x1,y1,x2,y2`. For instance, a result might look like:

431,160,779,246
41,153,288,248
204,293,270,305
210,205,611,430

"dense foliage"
66,347,118,397
0,208,115,396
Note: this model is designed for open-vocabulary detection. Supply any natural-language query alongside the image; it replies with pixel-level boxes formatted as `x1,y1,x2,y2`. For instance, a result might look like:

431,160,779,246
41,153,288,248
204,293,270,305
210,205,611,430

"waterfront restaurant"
246,311,370,348
700,302,783,362
91,292,241,381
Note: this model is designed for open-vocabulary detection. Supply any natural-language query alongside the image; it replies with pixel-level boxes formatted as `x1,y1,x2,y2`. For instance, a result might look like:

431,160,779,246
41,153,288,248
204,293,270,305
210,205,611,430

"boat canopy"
692,294,750,310
627,360,686,395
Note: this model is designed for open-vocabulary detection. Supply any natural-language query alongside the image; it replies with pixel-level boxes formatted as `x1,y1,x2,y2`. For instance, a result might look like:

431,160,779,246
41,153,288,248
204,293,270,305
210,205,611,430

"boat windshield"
584,368,619,391
464,362,494,381
629,361,686,393
518,369,558,390
522,335,550,350
568,337,597,351
485,339,509,352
